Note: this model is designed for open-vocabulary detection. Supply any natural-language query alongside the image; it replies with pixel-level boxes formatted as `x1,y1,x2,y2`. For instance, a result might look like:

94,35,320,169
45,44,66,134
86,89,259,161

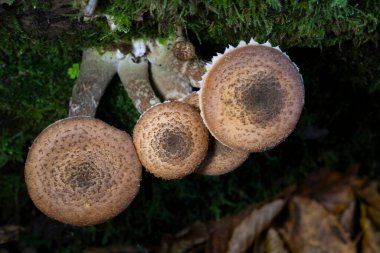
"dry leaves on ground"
151,164,380,253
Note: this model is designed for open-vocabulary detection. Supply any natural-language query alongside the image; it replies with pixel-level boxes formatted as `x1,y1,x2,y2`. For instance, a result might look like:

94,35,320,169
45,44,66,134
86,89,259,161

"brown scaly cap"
25,117,142,226
196,139,249,176
172,41,195,61
179,91,200,108
133,101,209,179
200,42,304,152
181,92,250,175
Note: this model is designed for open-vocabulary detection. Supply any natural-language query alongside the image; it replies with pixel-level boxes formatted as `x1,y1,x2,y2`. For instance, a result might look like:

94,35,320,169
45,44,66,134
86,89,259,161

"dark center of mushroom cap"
65,162,97,189
152,127,193,164
234,71,285,125
55,157,113,199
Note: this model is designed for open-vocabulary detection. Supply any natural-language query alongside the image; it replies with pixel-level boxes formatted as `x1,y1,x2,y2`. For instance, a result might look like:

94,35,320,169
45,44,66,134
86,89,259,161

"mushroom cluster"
24,37,304,226
131,38,303,178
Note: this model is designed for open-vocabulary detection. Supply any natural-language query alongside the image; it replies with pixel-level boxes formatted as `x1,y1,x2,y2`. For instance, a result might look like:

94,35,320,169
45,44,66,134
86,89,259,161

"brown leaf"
279,196,356,253
338,200,356,238
360,204,380,253
355,179,380,210
367,206,380,227
0,225,24,244
205,215,244,253
264,228,288,253
227,199,285,253
299,166,357,215
157,221,208,253
251,233,266,253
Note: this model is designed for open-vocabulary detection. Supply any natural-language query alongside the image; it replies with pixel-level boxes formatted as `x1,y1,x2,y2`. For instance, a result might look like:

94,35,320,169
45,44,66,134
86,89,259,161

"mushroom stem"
69,48,117,117
175,26,185,42
84,0,98,16
117,40,161,113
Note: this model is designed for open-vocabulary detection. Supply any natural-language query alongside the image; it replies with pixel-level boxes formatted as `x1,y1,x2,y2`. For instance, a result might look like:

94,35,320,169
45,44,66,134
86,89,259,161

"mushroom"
133,101,209,179
69,48,117,117
172,40,196,61
179,91,199,108
199,39,304,152
117,40,161,113
147,39,205,100
196,138,250,175
25,117,142,226
180,92,250,176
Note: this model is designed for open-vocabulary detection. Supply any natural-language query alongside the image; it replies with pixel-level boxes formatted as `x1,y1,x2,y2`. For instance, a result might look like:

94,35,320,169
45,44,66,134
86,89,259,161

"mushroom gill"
25,117,142,226
199,40,304,152
133,101,209,179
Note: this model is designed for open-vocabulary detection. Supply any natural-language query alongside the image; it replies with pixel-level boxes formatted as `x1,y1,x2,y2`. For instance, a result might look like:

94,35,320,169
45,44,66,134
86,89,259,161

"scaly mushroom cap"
179,91,200,108
200,40,304,152
25,117,142,226
172,41,195,61
181,92,250,175
133,101,209,179
196,138,249,176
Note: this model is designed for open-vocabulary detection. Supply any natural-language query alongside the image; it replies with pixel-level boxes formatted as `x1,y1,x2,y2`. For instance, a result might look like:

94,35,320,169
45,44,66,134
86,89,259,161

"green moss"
103,0,380,48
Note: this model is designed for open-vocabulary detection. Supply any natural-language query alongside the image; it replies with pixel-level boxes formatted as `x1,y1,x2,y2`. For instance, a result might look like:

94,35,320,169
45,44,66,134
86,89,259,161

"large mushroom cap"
200,41,304,152
133,101,209,179
25,117,142,226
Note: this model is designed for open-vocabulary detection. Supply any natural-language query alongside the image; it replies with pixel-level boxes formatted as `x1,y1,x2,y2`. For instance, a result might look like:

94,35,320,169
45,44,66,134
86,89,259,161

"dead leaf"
205,215,244,253
0,225,23,244
264,228,288,253
367,206,380,227
360,204,380,253
299,166,357,215
251,233,266,253
227,199,285,253
156,221,208,253
355,179,380,210
338,200,356,238
279,196,356,253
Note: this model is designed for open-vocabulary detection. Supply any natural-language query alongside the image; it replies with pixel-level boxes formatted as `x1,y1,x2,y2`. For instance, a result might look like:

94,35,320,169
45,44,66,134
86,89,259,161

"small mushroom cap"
196,138,249,176
25,117,142,226
172,41,196,61
181,92,250,175
133,101,209,179
200,43,304,152
179,91,200,108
